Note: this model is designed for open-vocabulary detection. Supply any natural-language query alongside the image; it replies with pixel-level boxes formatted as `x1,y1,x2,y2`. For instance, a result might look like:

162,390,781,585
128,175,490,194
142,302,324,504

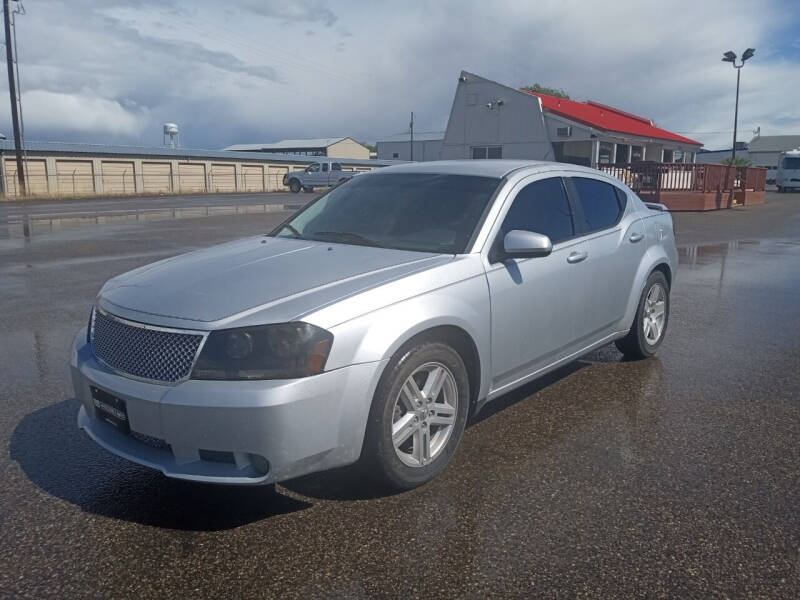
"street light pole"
732,66,740,161
722,48,755,162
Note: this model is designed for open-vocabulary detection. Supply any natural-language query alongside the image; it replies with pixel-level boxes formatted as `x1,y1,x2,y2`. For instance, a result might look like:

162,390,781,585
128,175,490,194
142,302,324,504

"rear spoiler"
644,202,669,212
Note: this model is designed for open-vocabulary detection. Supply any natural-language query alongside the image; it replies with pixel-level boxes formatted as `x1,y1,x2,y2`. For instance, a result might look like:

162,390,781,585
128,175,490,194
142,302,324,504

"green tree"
520,83,570,99
721,156,751,166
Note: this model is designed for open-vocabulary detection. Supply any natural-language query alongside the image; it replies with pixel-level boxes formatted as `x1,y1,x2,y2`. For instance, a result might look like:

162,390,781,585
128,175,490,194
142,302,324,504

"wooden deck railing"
598,162,766,201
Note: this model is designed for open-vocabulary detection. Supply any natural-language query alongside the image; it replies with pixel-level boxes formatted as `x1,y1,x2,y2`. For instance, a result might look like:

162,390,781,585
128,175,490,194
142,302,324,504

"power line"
161,12,372,93
187,10,375,86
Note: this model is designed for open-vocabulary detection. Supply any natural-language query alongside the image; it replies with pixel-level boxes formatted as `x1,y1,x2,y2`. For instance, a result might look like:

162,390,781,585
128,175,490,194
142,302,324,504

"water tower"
163,123,180,149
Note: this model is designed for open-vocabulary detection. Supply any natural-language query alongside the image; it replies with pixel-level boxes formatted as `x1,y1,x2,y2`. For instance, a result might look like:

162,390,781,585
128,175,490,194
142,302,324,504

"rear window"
571,177,625,233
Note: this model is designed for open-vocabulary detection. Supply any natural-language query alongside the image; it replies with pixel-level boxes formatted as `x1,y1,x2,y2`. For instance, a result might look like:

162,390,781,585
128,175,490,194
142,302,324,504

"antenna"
163,123,180,149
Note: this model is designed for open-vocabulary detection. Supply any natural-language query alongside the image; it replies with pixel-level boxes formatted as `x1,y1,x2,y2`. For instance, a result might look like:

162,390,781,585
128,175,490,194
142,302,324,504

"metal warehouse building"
440,71,702,166
223,137,370,159
746,134,800,176
0,141,390,199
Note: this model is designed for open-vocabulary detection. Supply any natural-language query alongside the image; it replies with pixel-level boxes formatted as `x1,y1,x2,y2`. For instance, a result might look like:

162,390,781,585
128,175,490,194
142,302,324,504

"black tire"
289,179,301,193
303,186,314,193
362,341,470,490
615,270,670,359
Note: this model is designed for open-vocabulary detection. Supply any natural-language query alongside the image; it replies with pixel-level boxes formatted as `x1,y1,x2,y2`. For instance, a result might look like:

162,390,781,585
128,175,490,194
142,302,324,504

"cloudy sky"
2,0,798,151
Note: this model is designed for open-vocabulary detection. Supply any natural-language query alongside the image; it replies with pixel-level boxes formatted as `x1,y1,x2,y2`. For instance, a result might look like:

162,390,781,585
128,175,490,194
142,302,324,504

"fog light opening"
250,454,270,475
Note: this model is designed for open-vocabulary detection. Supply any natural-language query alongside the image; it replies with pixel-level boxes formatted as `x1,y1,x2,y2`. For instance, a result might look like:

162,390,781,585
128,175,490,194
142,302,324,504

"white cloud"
0,0,796,150
20,90,146,135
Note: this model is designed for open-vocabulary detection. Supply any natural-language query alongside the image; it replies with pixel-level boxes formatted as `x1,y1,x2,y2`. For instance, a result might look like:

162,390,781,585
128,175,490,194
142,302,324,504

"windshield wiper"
311,231,383,248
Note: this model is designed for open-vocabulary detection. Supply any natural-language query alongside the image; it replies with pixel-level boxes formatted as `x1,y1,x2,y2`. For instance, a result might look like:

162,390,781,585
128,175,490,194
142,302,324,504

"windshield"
782,157,800,170
271,173,501,253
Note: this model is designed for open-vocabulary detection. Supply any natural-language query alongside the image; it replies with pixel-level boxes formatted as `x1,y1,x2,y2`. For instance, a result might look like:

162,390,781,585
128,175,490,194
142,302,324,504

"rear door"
331,162,343,185
566,176,646,341
485,175,589,393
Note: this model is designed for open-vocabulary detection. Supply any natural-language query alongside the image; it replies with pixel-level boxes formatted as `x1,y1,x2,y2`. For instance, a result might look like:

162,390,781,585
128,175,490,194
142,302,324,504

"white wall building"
746,134,800,181
224,137,370,160
440,71,702,167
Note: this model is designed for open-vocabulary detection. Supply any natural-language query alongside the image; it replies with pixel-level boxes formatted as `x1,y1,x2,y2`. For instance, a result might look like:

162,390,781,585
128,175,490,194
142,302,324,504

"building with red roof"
441,71,702,167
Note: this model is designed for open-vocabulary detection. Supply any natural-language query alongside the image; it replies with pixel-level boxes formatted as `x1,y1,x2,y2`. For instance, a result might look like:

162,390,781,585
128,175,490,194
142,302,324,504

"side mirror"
503,230,552,259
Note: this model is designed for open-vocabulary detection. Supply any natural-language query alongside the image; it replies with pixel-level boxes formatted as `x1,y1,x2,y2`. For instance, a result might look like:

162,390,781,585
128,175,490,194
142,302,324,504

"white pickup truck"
283,160,360,193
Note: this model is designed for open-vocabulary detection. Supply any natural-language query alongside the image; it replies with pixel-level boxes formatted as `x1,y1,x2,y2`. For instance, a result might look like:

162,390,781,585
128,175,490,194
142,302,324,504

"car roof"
369,159,601,179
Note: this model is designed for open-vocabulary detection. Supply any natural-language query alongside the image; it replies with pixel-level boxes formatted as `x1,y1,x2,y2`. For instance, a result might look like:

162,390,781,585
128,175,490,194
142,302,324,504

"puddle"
678,240,761,266
0,202,301,241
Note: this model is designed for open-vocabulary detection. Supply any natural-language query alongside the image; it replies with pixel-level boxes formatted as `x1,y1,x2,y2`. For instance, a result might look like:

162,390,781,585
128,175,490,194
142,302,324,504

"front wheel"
288,179,301,193
362,342,469,490
615,270,670,359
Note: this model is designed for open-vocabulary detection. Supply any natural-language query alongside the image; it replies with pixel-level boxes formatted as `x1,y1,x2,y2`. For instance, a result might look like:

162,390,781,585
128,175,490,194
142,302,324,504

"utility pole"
3,0,24,195
409,111,414,162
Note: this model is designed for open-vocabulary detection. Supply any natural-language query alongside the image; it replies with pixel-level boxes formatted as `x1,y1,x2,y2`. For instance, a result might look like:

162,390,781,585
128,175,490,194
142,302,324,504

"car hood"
98,236,446,324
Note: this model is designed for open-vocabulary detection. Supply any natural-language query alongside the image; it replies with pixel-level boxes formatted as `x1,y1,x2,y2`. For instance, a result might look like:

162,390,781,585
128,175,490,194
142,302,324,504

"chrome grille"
91,310,204,383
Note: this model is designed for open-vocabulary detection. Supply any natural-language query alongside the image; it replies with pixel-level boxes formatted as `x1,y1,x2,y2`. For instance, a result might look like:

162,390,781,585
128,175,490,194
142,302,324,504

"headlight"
87,306,95,343
191,322,333,380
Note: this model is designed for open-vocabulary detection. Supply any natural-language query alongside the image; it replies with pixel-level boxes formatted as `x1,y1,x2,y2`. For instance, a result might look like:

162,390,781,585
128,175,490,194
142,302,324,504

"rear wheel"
289,179,301,193
363,342,469,490
615,270,670,359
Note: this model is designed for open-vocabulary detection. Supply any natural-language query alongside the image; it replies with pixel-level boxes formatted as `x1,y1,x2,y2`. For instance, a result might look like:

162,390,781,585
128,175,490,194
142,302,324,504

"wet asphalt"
1,192,799,598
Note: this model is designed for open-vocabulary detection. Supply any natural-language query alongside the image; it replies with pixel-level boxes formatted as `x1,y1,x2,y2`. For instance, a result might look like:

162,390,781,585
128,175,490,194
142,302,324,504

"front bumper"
71,328,386,485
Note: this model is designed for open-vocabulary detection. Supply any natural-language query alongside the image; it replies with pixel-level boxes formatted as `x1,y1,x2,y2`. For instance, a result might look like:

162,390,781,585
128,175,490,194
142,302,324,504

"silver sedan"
70,160,677,489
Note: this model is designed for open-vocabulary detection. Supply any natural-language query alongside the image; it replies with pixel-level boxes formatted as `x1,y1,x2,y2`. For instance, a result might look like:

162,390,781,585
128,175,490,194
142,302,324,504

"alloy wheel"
391,362,458,468
643,283,667,344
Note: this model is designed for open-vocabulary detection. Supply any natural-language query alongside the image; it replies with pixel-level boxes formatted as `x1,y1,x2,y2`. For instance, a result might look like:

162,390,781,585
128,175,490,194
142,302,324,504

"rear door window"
570,177,625,233
498,177,575,244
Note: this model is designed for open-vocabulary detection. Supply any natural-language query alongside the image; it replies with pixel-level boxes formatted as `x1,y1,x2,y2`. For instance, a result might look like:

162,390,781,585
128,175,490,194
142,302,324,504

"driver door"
485,176,588,393
305,162,322,186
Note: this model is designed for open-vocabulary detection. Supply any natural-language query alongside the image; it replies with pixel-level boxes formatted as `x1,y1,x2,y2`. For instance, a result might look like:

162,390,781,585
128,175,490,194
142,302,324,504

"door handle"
629,232,644,243
567,250,588,264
